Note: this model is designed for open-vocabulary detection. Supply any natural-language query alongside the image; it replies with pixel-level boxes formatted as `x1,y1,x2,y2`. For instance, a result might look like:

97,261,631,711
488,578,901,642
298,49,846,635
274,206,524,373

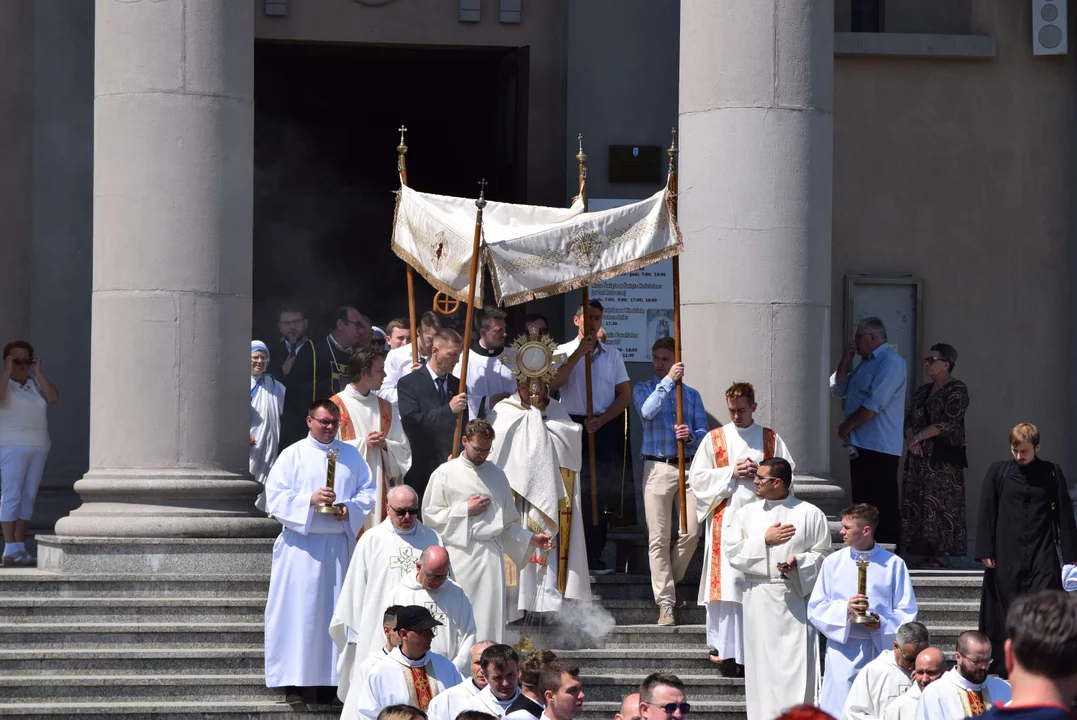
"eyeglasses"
960,655,992,667
9,359,30,367
421,568,449,580
923,356,943,364
658,703,691,715
753,473,779,483
389,505,419,517
311,417,340,427
279,319,306,327
407,627,437,638
468,444,493,455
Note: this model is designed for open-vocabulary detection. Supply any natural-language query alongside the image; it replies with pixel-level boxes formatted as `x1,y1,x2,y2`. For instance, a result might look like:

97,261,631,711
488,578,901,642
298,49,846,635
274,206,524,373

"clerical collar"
347,383,372,398
733,422,757,435
946,667,986,691
306,435,335,452
392,647,429,667
458,456,482,470
762,495,794,510
472,342,504,358
391,522,418,536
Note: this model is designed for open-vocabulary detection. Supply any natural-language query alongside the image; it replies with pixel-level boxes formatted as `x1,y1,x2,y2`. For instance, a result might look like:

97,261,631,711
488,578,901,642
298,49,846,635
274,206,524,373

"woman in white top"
0,341,58,566
249,340,285,512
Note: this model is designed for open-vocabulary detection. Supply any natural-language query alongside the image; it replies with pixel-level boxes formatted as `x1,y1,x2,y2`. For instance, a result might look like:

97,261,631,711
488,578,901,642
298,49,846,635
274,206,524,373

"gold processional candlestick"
850,552,874,624
315,447,341,515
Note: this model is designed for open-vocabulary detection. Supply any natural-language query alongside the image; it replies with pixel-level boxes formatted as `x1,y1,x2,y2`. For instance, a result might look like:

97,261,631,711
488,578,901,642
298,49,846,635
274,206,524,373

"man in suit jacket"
398,328,469,502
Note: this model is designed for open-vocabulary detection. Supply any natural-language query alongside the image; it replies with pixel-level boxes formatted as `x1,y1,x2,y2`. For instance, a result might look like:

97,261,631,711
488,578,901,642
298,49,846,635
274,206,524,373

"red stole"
707,426,776,601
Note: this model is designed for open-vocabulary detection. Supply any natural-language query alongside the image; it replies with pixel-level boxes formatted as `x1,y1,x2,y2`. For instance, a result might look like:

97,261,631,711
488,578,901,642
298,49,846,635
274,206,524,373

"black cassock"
976,458,1077,676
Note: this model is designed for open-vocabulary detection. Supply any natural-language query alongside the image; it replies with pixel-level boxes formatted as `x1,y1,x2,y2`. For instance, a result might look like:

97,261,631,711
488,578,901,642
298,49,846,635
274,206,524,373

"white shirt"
555,338,629,416
381,343,427,403
0,378,49,448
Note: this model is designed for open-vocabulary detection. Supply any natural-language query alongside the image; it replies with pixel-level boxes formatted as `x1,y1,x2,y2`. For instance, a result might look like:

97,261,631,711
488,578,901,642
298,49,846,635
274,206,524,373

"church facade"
2,0,1075,555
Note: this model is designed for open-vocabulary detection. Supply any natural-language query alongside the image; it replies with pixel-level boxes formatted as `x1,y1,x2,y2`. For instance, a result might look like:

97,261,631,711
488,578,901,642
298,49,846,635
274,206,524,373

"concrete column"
0,1,34,346
50,0,276,548
678,0,844,513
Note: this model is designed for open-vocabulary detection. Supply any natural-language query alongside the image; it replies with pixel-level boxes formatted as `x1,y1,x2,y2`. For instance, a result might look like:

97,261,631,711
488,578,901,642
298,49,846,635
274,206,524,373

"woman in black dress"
900,343,970,568
976,423,1077,676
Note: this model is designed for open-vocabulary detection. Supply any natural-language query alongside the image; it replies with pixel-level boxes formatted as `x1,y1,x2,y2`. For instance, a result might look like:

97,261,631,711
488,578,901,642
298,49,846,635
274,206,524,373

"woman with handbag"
899,343,969,568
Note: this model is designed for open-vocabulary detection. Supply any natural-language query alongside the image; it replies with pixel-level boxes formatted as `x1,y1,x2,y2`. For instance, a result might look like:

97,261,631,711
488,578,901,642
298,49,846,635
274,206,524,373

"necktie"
436,377,447,402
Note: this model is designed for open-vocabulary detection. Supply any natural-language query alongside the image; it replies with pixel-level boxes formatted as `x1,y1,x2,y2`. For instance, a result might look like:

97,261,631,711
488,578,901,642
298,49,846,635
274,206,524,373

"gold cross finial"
668,127,678,171
476,178,488,209
397,126,408,156
576,133,587,165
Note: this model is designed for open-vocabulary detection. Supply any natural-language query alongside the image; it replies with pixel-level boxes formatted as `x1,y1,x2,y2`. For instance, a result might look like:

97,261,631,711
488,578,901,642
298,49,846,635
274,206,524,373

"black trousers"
849,448,901,545
571,412,635,568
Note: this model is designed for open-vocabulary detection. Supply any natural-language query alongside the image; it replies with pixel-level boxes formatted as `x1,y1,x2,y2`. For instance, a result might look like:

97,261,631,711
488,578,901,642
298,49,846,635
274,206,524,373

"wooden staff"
668,128,688,534
451,179,487,457
397,126,419,366
577,135,600,527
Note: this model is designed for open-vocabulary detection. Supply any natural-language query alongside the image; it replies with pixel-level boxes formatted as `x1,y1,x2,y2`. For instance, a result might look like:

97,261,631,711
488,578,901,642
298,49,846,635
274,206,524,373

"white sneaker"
657,604,675,626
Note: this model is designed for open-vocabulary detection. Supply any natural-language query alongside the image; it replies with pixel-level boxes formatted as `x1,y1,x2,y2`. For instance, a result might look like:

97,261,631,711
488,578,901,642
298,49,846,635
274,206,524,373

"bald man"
916,633,1011,720
428,640,495,720
386,545,477,674
616,693,641,720
884,648,946,720
330,485,444,704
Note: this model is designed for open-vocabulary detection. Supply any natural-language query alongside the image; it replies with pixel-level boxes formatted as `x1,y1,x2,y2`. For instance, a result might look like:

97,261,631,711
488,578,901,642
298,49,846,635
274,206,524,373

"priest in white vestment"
884,648,946,720
331,348,412,531
842,621,929,720
422,419,551,644
916,634,1010,720
330,485,443,706
385,545,477,674
810,504,919,717
452,307,518,420
463,644,526,719
263,400,376,704
250,341,285,512
688,381,793,672
723,457,831,720
488,371,589,617
427,641,494,720
355,606,463,720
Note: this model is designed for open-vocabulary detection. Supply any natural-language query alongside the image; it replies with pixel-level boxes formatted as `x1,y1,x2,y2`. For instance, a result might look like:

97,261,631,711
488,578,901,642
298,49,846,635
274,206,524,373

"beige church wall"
253,0,566,208
830,1,1074,550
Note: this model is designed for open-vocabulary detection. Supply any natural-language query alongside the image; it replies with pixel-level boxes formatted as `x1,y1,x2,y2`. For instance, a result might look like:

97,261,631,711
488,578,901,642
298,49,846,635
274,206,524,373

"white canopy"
391,180,682,306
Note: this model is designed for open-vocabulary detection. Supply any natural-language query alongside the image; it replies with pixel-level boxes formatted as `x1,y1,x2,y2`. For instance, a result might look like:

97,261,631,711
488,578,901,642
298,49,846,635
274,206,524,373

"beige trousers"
643,459,701,606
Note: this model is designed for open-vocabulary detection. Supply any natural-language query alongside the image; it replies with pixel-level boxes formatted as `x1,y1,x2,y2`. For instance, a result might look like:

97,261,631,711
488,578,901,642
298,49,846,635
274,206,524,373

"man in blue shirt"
633,337,709,625
830,317,907,546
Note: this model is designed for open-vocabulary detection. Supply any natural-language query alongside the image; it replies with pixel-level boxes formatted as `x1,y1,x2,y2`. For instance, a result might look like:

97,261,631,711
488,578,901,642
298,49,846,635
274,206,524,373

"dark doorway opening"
253,41,529,341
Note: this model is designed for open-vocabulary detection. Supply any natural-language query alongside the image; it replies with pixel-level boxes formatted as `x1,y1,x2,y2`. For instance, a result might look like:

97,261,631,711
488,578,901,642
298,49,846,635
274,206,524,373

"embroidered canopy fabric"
391,181,682,306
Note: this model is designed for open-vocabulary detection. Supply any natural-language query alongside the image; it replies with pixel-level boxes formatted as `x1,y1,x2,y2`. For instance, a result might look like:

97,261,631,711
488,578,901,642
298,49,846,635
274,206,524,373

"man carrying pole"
551,136,633,574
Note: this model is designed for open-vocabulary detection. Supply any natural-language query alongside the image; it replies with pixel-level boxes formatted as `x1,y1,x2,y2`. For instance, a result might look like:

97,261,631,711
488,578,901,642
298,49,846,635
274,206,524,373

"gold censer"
315,447,342,515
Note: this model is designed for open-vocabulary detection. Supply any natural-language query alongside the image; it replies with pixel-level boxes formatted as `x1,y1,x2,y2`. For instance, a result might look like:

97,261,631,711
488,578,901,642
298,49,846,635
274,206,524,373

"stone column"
0,1,34,346
678,0,844,514
47,0,277,563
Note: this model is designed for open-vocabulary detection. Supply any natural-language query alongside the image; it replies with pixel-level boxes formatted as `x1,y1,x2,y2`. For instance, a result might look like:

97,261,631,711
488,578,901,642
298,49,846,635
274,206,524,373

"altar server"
809,504,918,717
263,399,376,707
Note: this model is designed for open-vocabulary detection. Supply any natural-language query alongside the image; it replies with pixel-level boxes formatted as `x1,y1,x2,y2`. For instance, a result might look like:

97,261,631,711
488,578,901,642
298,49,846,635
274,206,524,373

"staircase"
0,561,983,719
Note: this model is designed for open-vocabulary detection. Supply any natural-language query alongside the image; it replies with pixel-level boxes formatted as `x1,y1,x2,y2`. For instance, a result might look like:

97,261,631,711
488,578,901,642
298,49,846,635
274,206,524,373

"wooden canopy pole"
450,179,487,458
397,126,419,366
668,129,688,534
577,135,600,527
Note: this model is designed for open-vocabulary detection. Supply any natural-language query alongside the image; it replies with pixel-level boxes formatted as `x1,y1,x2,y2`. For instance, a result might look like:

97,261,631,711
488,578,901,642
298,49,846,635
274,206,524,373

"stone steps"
0,675,281,703
580,674,743,701
0,597,265,624
0,701,336,718
0,565,983,719
0,623,263,649
0,649,265,676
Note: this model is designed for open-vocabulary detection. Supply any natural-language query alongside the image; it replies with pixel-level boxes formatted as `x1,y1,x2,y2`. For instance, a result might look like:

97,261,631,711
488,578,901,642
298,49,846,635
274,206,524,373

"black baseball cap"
394,605,443,632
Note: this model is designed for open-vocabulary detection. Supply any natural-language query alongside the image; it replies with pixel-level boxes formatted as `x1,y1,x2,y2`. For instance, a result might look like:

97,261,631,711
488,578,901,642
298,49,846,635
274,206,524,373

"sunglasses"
923,356,943,364
389,505,419,517
654,703,691,715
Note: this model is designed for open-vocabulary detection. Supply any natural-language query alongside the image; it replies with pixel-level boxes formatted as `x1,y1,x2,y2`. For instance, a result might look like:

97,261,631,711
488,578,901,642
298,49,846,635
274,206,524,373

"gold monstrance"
501,329,564,653
315,446,342,515
850,549,875,624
